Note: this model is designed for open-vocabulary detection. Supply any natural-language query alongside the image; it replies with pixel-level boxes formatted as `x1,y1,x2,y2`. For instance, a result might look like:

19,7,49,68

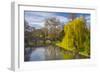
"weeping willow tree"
56,17,90,59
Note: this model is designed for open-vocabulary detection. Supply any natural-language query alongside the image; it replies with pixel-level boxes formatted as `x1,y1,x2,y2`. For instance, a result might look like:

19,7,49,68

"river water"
24,46,63,61
29,47,46,61
24,46,87,61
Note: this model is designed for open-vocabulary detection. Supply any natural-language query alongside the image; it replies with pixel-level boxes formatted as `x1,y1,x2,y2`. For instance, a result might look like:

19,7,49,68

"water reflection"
24,45,63,61
29,47,45,61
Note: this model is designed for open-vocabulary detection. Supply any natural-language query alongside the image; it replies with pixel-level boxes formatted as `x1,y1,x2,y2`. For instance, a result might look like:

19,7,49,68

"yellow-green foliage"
63,53,74,59
56,17,90,57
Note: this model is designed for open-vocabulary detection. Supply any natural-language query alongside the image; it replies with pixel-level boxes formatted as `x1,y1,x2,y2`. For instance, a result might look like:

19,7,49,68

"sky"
24,11,90,29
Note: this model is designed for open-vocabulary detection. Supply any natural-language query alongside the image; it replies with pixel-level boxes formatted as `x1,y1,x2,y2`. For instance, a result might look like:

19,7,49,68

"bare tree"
44,17,63,40
68,13,77,21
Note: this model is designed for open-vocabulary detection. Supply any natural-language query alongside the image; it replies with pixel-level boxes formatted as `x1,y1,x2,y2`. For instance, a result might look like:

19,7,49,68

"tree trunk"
73,42,80,59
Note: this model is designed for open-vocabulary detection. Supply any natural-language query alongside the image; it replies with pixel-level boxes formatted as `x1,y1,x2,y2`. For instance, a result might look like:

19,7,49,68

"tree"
56,17,90,58
68,13,77,21
24,20,36,47
44,17,62,40
24,20,30,47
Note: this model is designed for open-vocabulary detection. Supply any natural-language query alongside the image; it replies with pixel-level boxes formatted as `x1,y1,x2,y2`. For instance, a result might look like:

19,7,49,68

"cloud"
85,15,90,20
55,15,69,24
84,15,90,29
31,22,45,29
24,11,70,28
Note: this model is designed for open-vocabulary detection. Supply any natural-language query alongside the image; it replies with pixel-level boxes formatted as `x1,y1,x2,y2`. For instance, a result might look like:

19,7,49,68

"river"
29,47,46,61
24,45,63,61
24,46,88,61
